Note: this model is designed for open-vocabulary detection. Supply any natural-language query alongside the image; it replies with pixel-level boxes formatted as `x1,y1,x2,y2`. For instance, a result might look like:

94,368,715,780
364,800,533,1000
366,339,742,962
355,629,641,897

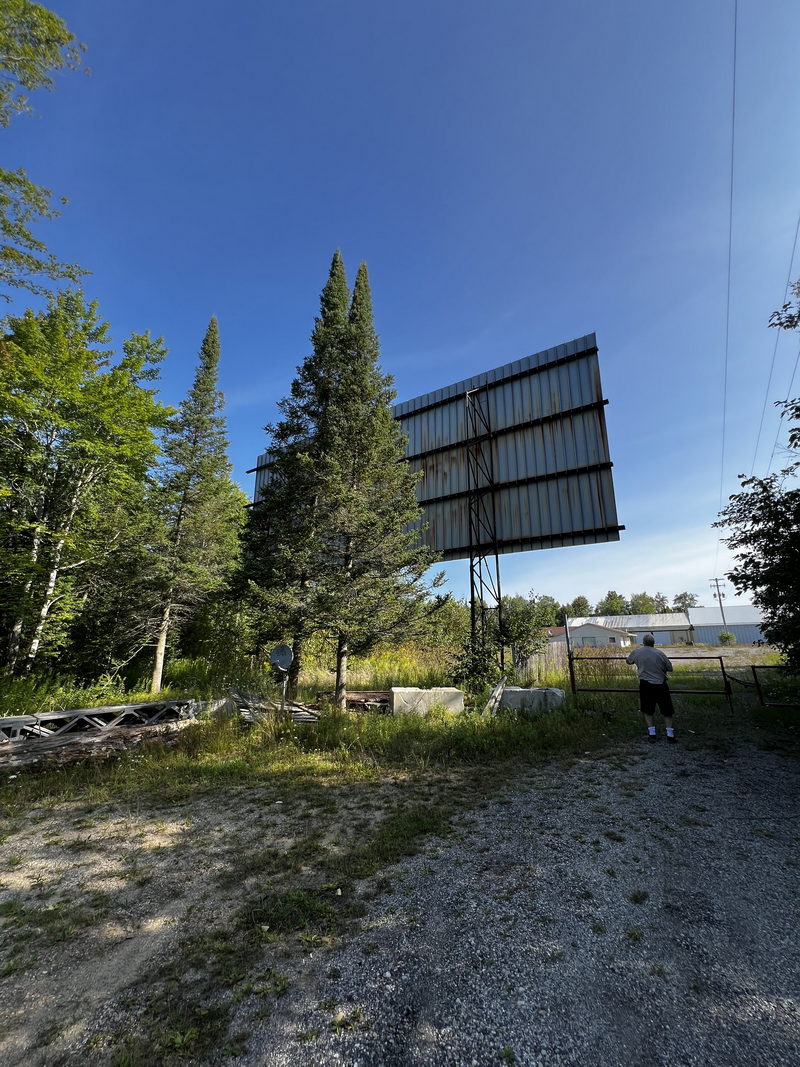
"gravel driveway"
237,739,800,1067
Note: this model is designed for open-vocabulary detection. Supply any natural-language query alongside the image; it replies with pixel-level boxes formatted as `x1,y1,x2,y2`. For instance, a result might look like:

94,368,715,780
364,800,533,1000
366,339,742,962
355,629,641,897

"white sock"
666,727,674,737
648,726,656,736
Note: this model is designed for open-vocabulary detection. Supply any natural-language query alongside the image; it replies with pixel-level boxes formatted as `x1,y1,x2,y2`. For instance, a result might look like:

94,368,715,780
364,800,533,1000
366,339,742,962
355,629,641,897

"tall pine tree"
244,252,351,696
246,253,436,705
150,316,246,691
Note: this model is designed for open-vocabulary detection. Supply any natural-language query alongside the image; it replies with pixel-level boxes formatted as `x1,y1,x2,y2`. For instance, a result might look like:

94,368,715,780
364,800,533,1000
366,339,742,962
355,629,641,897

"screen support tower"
466,386,504,670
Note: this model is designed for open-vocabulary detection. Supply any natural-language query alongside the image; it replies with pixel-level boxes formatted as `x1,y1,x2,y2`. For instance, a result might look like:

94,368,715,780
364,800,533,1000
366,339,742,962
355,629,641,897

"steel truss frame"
466,386,504,670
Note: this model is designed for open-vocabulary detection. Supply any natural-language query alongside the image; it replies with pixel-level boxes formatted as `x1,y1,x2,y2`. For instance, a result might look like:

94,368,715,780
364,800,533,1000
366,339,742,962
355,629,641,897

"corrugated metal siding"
692,624,765,645
396,334,622,560
252,334,622,562
253,452,270,502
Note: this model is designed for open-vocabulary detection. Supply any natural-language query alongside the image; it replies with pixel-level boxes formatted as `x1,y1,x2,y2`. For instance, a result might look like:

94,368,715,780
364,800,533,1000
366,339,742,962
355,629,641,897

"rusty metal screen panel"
393,333,622,561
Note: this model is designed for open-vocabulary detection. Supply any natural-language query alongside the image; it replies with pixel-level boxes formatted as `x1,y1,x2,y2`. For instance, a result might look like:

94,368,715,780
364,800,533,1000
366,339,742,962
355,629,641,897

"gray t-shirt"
626,645,673,685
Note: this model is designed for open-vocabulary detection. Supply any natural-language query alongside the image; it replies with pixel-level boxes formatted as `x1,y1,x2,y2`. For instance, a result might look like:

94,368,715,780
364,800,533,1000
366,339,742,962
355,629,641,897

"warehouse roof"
687,605,764,627
567,613,690,630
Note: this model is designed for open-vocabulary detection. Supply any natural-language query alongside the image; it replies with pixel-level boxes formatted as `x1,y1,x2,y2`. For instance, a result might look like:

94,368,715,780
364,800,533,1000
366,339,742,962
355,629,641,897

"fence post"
719,656,733,714
564,617,577,700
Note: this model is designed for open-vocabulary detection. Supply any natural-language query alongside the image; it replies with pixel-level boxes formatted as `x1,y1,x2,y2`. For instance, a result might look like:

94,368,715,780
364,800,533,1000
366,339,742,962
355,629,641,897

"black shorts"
639,680,674,717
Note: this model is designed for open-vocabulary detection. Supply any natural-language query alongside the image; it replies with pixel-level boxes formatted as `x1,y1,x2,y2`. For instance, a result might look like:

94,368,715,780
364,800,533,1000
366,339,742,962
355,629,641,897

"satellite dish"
269,644,294,671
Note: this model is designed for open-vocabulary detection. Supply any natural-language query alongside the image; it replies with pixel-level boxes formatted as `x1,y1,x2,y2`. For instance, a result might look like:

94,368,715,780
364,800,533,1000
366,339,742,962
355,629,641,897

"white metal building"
567,614,692,645
686,605,766,645
550,622,634,647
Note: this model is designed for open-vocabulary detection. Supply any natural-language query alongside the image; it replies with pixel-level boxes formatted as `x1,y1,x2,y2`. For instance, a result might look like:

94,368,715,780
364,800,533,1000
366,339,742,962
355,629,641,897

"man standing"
626,634,676,743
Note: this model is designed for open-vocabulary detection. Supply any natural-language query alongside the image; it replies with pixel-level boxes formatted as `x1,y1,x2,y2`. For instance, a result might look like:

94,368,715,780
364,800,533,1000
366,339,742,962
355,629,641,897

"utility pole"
709,577,730,634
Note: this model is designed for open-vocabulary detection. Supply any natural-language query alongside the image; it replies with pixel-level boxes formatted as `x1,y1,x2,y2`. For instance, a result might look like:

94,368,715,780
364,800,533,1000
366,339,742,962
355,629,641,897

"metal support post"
466,386,504,670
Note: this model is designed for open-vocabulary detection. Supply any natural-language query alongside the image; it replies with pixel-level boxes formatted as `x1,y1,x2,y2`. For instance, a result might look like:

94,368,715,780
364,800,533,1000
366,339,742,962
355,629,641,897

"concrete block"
389,687,465,716
499,687,565,717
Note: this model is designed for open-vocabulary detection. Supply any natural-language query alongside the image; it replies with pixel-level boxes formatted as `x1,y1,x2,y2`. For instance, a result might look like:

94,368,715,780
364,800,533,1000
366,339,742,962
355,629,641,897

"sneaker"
666,735,677,744
648,734,657,744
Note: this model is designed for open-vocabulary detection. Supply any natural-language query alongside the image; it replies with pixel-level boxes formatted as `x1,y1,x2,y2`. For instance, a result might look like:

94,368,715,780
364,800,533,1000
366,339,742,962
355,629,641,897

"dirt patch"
1,708,797,1065
0,763,457,1064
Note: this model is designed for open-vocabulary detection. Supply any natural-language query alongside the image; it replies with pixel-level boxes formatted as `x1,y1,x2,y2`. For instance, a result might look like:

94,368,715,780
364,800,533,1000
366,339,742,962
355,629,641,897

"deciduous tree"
715,281,800,667
672,592,699,613
498,592,551,671
594,590,629,616
0,0,85,126
562,595,591,619
629,592,656,615
0,290,167,673
0,2,87,298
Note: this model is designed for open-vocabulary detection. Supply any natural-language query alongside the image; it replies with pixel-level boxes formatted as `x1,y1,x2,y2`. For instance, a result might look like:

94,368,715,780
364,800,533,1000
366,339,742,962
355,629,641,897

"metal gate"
564,625,735,712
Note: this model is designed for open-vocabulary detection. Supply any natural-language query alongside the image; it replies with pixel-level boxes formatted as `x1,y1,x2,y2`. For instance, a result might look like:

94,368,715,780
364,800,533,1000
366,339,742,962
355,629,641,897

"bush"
718,631,737,646
450,638,502,697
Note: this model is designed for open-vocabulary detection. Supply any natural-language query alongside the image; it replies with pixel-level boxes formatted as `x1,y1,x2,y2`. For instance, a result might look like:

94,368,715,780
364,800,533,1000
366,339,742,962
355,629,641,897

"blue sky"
5,1,800,608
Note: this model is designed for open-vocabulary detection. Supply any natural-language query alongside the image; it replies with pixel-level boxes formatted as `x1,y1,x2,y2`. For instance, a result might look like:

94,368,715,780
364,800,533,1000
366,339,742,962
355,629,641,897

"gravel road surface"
237,739,800,1067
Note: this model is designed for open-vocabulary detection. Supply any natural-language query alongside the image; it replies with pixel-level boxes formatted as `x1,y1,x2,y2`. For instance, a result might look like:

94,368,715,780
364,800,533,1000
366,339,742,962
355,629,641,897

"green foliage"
0,290,168,674
0,672,128,715
562,595,591,620
150,317,246,690
159,656,274,699
498,592,551,669
629,592,656,615
672,592,699,613
0,166,87,299
245,253,437,700
450,636,502,697
718,461,800,666
58,486,168,679
716,280,800,669
0,0,85,126
718,631,736,646
0,3,86,297
770,279,800,340
594,590,629,616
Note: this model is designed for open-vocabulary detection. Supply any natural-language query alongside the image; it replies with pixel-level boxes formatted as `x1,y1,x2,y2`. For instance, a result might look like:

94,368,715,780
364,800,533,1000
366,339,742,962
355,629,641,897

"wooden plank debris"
229,688,320,725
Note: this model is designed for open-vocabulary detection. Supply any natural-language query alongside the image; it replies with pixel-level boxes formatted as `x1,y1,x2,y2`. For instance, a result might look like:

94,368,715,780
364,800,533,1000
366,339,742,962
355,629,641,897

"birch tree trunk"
23,533,68,670
21,476,88,673
150,597,172,693
5,523,43,672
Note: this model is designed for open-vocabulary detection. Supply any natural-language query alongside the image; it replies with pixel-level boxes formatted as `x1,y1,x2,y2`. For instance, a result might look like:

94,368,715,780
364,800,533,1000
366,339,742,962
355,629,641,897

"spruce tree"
244,251,351,696
150,316,246,691
246,253,436,705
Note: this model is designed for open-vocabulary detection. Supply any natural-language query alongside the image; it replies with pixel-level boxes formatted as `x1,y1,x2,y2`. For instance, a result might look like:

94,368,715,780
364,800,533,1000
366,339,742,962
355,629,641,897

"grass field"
0,649,797,1063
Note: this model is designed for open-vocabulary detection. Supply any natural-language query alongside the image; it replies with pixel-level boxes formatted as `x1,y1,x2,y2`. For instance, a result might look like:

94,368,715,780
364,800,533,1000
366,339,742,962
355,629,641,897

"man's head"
643,634,655,646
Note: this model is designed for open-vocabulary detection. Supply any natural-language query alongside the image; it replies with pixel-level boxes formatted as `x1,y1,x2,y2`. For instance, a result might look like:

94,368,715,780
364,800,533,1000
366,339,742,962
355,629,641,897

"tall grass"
0,699,643,811
0,674,131,717
297,646,452,700
0,659,278,717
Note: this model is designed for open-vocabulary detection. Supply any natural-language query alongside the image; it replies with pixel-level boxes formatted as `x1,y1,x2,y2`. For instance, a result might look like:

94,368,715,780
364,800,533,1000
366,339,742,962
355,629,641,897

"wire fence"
566,650,735,712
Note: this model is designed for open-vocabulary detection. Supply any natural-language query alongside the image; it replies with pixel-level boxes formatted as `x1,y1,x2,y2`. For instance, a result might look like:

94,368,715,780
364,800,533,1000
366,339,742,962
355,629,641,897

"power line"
718,0,738,513
750,211,800,476
766,332,800,476
714,0,738,574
